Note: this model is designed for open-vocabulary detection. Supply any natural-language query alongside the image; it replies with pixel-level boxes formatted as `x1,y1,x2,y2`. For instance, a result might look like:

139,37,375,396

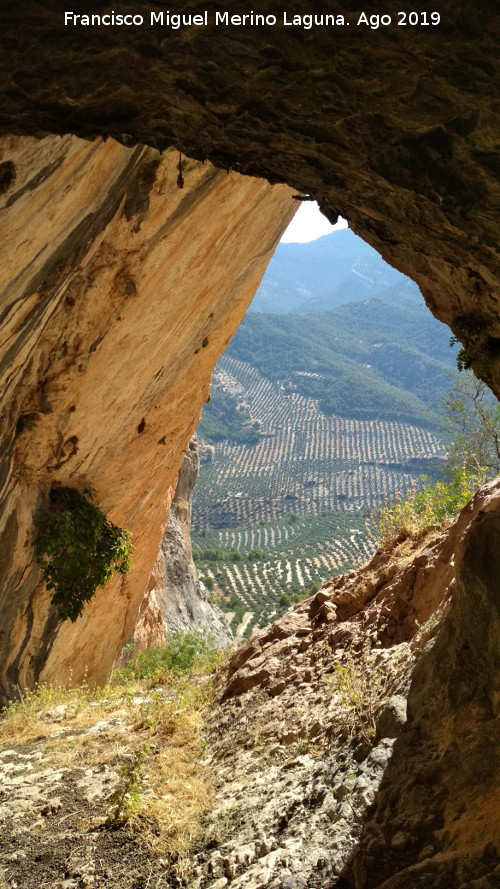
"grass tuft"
0,631,232,874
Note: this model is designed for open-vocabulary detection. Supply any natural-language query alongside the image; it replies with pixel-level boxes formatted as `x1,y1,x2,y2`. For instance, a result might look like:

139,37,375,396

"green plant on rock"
113,629,222,684
326,645,395,747
108,743,150,824
372,465,484,545
442,370,500,477
34,486,134,622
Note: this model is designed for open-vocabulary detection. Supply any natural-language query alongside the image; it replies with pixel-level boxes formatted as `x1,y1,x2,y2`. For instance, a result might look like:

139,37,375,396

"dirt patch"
0,679,215,889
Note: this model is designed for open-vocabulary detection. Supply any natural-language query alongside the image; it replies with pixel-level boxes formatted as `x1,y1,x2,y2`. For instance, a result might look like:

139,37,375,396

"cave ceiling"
0,1,499,391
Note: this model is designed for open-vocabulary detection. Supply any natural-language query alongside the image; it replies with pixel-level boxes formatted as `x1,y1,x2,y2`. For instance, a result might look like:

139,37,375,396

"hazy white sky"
281,201,348,243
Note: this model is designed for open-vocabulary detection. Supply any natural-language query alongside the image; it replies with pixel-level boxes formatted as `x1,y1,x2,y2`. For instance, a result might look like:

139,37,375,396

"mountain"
220,288,457,428
249,228,410,314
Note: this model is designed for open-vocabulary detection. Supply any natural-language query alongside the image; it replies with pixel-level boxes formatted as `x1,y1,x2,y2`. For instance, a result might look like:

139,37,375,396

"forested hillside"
194,227,456,637
199,286,456,440
193,354,445,637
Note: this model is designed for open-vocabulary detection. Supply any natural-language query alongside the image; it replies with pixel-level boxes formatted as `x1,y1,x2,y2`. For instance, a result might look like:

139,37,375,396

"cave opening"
189,200,465,643
0,5,499,883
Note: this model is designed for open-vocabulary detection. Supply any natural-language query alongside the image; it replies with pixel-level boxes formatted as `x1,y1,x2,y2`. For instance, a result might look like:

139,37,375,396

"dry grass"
0,640,230,872
140,706,214,865
101,679,217,876
41,727,130,770
0,681,131,745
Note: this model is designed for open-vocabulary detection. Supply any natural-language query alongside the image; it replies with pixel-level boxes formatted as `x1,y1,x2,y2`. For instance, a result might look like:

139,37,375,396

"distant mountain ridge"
199,228,458,436
250,228,411,314
225,292,456,428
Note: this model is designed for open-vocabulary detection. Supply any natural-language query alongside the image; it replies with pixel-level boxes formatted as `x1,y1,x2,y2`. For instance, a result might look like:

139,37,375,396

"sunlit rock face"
0,134,294,699
0,2,499,393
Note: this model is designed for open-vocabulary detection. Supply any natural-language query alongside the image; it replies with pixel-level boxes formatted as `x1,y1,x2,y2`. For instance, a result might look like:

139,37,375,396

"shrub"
34,486,133,622
442,370,500,476
373,466,484,545
291,580,321,603
114,630,221,684
247,548,264,561
326,645,398,746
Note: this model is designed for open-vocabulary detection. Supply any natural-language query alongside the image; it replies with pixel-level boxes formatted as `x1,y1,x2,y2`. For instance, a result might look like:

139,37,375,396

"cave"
0,3,499,887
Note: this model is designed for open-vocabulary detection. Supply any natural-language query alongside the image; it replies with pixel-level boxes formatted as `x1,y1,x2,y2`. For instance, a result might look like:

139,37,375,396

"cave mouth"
190,202,458,642
0,10,498,883
0,69,498,695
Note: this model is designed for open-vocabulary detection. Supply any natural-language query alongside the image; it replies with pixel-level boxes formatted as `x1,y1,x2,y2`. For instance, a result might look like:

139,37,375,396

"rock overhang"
0,1,499,393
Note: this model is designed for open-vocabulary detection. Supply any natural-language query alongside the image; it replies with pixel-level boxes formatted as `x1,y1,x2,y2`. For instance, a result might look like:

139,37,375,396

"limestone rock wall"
192,481,500,888
129,436,232,654
0,134,294,700
0,2,499,395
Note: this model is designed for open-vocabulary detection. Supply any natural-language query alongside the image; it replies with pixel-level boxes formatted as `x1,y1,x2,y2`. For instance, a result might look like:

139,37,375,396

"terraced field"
192,354,446,637
194,355,445,529
192,510,376,640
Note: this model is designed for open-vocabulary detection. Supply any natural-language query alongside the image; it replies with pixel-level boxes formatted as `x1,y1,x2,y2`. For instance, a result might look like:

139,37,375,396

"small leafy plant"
114,629,224,685
108,743,150,824
371,466,484,545
34,486,133,622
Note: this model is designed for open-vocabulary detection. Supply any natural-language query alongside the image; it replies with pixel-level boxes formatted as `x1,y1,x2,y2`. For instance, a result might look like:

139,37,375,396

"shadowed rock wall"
0,134,294,699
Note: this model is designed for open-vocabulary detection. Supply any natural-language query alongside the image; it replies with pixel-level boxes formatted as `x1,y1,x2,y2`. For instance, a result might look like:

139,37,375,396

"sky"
281,201,348,243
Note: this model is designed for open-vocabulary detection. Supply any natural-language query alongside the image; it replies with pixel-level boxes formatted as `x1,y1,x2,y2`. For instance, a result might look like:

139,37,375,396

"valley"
192,228,458,639
193,348,451,637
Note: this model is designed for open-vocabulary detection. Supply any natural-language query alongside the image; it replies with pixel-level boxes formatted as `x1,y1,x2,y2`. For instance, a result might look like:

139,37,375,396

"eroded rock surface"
185,481,500,888
0,689,200,889
129,436,232,654
0,3,499,394
0,134,294,698
1,485,499,888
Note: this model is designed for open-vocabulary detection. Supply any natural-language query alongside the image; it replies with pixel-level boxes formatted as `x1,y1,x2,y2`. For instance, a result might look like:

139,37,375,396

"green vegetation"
192,234,494,642
114,630,225,683
108,744,150,823
199,384,260,445
373,466,485,544
226,290,456,427
34,486,133,622
192,511,372,633
442,370,500,476
449,313,497,377
370,369,500,544
193,547,243,562
193,350,447,637
194,354,445,532
291,579,321,602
